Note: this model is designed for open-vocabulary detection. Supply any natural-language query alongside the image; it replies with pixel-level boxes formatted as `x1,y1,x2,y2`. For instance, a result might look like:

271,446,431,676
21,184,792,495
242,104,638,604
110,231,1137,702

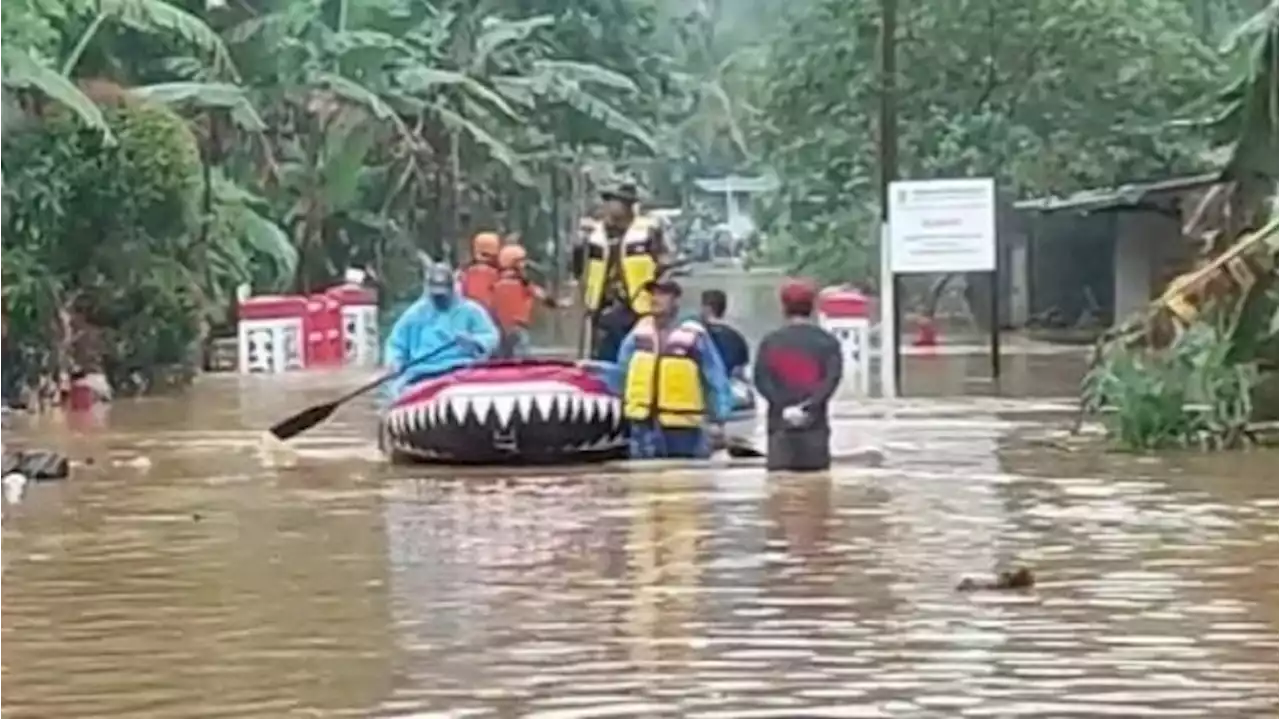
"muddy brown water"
3,367,1276,719
3,272,1277,717
532,267,1092,399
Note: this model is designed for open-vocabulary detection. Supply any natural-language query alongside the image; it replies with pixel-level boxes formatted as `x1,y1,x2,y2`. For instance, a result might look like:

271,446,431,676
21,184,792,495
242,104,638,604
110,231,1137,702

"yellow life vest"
622,316,707,428
582,216,658,314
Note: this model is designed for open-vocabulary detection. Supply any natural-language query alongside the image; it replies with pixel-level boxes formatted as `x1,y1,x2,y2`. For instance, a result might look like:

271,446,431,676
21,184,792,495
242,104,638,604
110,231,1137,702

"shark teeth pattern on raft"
386,390,623,435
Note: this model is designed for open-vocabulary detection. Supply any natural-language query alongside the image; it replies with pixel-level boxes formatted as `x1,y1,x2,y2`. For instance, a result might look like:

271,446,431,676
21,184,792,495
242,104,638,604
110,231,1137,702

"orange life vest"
459,261,500,308
492,268,539,331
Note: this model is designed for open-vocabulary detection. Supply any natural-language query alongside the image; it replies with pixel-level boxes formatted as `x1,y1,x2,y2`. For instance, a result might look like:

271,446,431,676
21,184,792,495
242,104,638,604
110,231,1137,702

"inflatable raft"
379,358,758,466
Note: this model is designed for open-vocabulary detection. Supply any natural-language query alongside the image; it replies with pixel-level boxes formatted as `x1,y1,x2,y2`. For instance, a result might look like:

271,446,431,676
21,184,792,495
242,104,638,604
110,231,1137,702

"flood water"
3,270,1278,718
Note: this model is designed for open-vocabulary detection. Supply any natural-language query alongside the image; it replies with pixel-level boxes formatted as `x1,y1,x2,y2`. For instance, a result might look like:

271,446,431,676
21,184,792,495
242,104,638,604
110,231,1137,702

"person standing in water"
699,289,750,379
383,261,500,397
615,279,733,460
753,279,842,471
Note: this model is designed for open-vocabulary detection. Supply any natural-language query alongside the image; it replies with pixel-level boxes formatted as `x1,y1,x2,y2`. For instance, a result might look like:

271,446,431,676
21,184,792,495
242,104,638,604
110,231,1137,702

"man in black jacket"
752,279,842,471
700,289,750,379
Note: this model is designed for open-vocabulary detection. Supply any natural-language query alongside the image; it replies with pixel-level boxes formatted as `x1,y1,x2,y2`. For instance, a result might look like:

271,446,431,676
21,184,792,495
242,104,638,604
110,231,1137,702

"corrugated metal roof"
1014,172,1223,213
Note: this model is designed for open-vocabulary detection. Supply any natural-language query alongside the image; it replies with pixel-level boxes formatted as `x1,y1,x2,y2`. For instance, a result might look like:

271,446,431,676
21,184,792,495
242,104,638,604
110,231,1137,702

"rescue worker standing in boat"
614,278,734,460
458,232,503,312
491,244,567,358
571,183,667,362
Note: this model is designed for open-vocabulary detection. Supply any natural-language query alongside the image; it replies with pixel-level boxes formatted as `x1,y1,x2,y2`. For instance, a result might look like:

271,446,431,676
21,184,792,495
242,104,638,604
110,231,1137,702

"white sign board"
888,177,996,274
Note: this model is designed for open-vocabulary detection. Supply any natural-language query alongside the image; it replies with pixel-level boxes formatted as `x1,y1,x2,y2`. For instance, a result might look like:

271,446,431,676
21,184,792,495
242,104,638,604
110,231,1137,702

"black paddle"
723,435,765,458
267,342,460,441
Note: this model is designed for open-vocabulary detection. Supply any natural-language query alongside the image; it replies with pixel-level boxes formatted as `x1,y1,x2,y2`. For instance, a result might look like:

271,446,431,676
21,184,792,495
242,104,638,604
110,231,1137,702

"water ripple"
2,387,1276,718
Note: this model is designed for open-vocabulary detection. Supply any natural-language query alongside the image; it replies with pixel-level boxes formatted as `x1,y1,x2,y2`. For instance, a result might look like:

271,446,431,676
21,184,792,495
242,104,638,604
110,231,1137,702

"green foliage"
109,101,204,234
133,82,266,131
1,99,267,391
1212,0,1277,206
206,0,671,290
2,49,114,140
8,0,1259,401
753,0,1225,282
1077,213,1277,448
0,0,60,58
1082,321,1258,450
0,0,703,391
208,171,298,294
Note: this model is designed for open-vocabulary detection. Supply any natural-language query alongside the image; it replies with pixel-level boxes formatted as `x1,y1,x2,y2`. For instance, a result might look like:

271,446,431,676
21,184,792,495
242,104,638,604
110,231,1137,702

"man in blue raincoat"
383,261,500,397
612,278,733,460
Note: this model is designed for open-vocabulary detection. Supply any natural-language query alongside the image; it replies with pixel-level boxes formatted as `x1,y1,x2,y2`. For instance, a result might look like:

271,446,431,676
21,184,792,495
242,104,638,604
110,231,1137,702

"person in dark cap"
613,277,733,459
752,278,842,471
571,182,669,361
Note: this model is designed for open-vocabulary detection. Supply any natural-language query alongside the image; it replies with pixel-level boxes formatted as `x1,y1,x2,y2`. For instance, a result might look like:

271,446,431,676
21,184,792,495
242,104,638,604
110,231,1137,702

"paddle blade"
726,443,765,459
724,436,765,459
269,401,340,441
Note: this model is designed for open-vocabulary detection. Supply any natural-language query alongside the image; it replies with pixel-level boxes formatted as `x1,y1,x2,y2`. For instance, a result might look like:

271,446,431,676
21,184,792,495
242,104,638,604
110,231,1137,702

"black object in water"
2,450,71,481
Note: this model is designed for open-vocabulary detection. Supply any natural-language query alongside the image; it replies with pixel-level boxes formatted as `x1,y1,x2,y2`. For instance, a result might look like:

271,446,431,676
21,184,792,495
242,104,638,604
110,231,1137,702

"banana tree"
3,0,239,139
129,81,299,298
1214,0,1277,216
2,48,112,139
215,0,663,289
438,13,659,257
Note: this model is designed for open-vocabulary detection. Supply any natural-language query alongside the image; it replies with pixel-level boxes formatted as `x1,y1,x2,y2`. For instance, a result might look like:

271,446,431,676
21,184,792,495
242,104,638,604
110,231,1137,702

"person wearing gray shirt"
752,279,842,471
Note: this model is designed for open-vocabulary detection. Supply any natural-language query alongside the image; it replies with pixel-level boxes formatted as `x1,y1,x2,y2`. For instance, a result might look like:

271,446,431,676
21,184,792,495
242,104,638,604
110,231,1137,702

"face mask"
430,293,451,310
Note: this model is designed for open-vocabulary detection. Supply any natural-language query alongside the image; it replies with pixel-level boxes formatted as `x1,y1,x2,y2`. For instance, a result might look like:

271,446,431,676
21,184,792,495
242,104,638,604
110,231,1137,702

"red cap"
779,278,818,307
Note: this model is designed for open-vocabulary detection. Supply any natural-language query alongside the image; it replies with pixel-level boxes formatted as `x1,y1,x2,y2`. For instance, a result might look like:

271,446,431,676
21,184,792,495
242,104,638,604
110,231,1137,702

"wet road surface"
2,368,1276,718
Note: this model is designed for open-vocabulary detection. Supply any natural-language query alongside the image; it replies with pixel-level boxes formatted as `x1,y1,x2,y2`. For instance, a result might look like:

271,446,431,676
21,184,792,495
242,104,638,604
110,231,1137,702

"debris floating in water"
957,566,1036,592
3,472,28,504
843,446,886,466
115,455,153,471
258,432,300,469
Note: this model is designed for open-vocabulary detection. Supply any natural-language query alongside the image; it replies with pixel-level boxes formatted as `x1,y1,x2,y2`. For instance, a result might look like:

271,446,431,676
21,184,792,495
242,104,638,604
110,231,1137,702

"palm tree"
209,0,660,287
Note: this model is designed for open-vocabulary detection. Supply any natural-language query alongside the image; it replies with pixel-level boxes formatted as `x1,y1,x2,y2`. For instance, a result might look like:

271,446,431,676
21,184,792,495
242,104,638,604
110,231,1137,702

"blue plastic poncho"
383,263,500,397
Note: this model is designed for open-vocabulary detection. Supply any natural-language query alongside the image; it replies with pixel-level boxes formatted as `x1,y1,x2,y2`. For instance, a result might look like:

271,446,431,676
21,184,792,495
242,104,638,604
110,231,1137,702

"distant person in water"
753,279,842,472
383,261,500,397
699,289,750,379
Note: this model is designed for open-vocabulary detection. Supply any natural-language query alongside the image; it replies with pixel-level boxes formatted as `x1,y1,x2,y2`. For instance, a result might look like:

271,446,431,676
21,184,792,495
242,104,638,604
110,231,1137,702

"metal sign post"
878,222,898,399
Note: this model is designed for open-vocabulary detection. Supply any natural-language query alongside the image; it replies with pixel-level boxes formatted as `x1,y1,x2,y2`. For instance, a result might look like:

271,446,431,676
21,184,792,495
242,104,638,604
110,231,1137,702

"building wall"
1112,209,1190,321
1025,211,1117,327
1023,206,1197,329
1018,180,1218,331
1112,217,1153,321
1000,203,1029,327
